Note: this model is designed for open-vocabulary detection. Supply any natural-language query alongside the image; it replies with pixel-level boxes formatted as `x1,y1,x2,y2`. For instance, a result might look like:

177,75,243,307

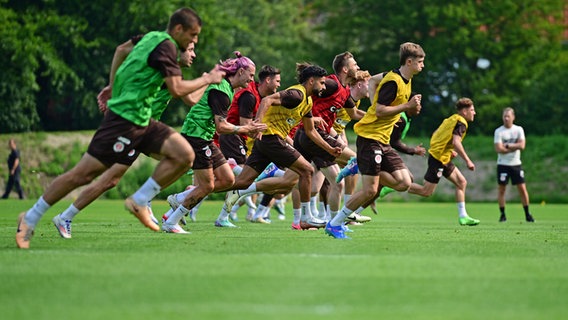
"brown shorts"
87,111,174,167
293,127,340,170
424,154,455,184
356,136,407,176
246,134,301,174
183,134,226,170
218,134,248,164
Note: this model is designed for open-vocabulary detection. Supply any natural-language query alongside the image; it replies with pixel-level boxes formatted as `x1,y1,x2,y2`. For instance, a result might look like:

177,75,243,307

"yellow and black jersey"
262,84,312,139
429,114,468,165
354,71,411,144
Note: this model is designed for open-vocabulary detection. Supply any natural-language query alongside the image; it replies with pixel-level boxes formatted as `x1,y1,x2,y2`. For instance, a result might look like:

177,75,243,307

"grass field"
1,199,567,320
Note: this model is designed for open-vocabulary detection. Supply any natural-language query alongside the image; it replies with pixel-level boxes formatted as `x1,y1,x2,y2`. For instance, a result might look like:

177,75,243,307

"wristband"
233,125,240,133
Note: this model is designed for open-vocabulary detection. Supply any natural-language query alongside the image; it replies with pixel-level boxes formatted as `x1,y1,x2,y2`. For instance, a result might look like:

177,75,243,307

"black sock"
523,205,530,215
499,207,505,215
260,193,273,206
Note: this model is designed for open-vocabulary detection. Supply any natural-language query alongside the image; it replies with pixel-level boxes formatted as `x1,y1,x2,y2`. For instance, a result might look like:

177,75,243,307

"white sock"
310,196,319,216
233,166,243,176
261,206,271,219
25,196,51,227
273,168,286,177
247,207,255,218
300,202,312,221
330,210,338,218
318,201,326,216
254,204,268,219
293,208,301,224
217,206,230,221
60,204,80,221
355,206,365,214
175,188,194,203
163,208,174,219
331,206,353,226
166,205,190,225
343,194,352,204
244,195,256,209
457,202,468,218
132,177,161,206
231,203,241,214
239,183,257,197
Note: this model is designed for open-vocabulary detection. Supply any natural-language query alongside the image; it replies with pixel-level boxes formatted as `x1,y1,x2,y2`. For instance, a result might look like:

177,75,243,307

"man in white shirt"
494,107,534,222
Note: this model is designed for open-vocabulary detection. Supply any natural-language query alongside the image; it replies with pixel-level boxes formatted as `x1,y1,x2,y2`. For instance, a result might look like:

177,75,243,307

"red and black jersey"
226,81,262,140
310,74,351,133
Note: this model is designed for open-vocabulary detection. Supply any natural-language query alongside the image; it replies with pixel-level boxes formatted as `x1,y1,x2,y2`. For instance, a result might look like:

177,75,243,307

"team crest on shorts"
437,168,443,178
203,146,212,158
113,136,131,153
128,149,136,157
240,146,246,155
374,155,382,164
374,150,383,164
113,142,124,153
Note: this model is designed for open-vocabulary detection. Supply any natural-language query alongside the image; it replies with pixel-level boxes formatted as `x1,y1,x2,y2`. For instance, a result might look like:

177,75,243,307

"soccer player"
332,70,372,218
16,8,226,249
217,65,282,223
408,97,480,226
161,52,266,232
51,40,205,239
494,107,534,222
336,90,427,196
325,42,425,239
294,52,365,228
222,63,342,228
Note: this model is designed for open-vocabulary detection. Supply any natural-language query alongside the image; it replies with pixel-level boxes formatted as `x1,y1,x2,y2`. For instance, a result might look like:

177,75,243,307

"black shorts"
355,136,406,176
497,165,525,185
293,127,340,170
246,134,301,174
424,155,455,184
218,134,248,164
183,134,226,170
87,110,174,167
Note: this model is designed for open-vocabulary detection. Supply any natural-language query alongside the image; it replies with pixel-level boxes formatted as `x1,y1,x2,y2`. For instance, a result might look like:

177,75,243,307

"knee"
217,175,235,190
102,176,121,191
333,180,344,194
179,148,194,169
362,188,377,200
171,144,194,170
456,178,467,191
281,174,300,190
299,165,314,179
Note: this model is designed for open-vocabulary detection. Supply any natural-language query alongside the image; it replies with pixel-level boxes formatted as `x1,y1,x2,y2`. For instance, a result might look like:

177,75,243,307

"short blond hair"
348,70,371,86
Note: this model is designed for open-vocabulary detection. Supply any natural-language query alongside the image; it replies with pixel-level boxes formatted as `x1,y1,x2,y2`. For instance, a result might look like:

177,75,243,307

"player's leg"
446,167,479,226
53,163,130,239
17,153,108,248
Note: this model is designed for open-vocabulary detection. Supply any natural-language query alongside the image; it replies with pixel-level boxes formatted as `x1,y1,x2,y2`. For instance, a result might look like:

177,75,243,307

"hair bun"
234,51,242,58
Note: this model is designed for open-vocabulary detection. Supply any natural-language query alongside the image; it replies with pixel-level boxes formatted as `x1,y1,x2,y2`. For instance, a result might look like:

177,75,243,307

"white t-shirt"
494,124,525,166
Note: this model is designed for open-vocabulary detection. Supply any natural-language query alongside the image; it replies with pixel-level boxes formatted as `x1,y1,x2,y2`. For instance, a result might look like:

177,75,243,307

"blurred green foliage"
0,0,566,135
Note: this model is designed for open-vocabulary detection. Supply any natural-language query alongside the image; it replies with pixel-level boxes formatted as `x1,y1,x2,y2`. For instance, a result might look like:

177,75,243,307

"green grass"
1,199,567,320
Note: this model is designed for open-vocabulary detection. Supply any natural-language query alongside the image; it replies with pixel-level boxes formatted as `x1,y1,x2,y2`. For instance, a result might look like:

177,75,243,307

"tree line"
1,0,566,136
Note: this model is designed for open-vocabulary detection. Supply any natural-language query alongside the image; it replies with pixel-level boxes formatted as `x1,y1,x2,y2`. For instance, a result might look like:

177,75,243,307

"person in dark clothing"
2,139,24,199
